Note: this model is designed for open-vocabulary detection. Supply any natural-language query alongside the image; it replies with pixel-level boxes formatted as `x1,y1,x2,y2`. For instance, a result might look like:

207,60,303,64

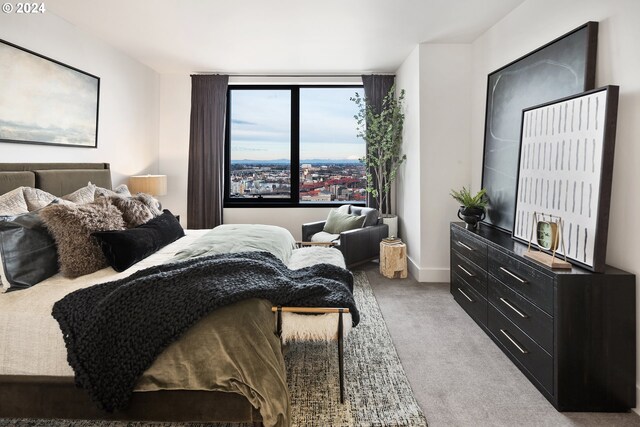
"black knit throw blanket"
52,251,357,412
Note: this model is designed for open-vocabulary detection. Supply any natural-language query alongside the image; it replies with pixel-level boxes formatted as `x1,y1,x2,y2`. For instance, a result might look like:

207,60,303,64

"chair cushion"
310,231,340,243
323,209,366,234
349,206,379,227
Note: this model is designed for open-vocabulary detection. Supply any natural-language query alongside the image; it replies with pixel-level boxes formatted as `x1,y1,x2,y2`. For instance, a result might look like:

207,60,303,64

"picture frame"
0,39,100,148
480,21,598,232
512,86,619,273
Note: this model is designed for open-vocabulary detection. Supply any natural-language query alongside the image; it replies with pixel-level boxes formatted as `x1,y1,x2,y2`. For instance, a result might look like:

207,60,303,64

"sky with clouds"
229,87,364,161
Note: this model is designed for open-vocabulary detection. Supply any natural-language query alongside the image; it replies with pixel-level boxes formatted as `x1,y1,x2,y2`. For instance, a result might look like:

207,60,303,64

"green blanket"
136,298,289,427
174,224,297,264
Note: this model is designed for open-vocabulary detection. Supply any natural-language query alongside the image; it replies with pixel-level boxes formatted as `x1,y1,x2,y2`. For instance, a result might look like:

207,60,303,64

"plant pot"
457,206,486,230
382,215,398,238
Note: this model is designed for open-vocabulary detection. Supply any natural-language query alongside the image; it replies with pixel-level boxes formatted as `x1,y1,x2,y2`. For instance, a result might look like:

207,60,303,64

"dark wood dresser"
450,222,636,411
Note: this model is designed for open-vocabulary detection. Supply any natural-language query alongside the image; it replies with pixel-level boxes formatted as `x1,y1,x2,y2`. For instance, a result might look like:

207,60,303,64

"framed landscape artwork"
512,86,619,273
481,21,598,232
0,39,100,148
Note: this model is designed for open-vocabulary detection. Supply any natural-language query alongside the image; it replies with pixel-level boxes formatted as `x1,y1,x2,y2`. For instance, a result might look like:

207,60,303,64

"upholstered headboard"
0,163,111,196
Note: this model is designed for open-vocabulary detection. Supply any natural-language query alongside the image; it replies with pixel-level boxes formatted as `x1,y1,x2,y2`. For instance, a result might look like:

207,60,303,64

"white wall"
419,44,472,282
470,0,640,409
0,12,160,186
395,44,472,282
396,45,422,279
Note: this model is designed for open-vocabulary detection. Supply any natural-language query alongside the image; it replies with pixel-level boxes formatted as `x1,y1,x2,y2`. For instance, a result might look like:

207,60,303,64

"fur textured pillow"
62,182,96,204
105,195,155,228
0,188,29,216
40,200,126,278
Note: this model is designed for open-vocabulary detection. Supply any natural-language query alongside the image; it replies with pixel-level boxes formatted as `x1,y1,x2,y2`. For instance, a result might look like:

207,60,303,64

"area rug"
1,271,428,427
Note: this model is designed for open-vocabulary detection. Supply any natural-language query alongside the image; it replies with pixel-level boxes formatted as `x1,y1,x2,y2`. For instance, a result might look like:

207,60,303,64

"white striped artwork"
514,89,608,269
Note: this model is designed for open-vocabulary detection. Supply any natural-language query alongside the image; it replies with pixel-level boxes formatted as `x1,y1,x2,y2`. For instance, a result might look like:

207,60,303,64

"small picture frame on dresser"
512,86,619,272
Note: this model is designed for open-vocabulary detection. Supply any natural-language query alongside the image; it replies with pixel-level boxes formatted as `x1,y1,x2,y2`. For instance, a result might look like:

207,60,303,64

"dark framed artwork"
513,86,619,273
0,39,100,148
481,21,598,232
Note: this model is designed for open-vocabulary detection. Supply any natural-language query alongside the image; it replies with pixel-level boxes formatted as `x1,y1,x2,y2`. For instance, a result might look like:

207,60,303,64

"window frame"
224,84,366,208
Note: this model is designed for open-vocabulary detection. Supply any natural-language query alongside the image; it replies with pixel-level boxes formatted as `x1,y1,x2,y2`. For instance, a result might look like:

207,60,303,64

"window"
225,85,366,207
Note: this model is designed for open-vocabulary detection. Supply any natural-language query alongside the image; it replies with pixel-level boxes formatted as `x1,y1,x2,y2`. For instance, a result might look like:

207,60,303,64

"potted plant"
450,187,488,230
352,85,406,237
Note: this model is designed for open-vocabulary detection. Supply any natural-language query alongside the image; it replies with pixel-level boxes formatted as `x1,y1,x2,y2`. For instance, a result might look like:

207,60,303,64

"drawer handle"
499,267,528,284
499,297,528,318
500,329,529,354
457,264,475,277
456,241,474,251
457,288,474,302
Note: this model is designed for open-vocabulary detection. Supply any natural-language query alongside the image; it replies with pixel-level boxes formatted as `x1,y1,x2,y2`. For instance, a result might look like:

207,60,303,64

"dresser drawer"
452,275,487,327
452,250,487,296
488,305,553,394
488,247,554,314
451,227,487,271
489,275,553,354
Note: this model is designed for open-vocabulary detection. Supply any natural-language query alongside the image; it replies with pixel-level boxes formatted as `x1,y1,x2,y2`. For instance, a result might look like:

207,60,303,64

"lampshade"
129,175,167,196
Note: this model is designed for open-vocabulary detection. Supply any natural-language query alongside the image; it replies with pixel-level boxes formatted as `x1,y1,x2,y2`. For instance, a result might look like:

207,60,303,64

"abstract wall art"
481,22,598,232
0,39,100,148
513,86,619,272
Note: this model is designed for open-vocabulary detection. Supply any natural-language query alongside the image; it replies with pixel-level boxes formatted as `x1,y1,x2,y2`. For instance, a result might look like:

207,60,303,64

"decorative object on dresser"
513,86,619,273
451,187,488,230
0,39,100,148
450,222,635,411
522,212,571,270
380,238,407,279
481,21,598,232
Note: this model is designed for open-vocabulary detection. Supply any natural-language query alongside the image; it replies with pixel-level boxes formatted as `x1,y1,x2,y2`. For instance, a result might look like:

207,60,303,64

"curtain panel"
187,74,229,229
361,74,395,214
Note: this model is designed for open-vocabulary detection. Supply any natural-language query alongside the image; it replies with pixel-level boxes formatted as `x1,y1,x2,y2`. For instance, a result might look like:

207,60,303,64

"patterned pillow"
0,188,29,216
23,187,57,211
62,182,96,204
95,184,132,199
40,200,126,278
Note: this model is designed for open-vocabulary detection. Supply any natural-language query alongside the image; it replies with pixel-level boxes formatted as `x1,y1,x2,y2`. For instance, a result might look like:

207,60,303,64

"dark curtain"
361,74,395,214
187,74,229,229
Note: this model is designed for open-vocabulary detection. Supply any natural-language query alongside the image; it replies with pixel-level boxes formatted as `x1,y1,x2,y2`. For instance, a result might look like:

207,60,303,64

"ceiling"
48,0,525,74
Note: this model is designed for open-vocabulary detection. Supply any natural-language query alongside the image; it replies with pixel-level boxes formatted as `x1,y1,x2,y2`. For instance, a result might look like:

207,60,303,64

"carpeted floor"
0,271,427,427
359,262,640,427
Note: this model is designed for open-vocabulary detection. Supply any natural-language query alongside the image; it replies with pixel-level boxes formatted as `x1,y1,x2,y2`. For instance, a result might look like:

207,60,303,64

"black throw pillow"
0,210,59,291
92,210,185,272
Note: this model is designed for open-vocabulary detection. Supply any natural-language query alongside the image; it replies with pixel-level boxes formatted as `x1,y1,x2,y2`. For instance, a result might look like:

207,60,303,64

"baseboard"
406,256,450,283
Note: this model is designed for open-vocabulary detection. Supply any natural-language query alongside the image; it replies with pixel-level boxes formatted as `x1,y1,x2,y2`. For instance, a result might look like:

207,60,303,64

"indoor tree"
352,85,406,216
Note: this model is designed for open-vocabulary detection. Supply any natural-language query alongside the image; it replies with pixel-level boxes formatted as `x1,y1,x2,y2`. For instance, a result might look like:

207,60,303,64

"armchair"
302,206,389,268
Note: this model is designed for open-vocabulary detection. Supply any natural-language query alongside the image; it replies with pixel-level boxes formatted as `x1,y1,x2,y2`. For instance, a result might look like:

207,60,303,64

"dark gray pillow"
349,206,379,227
0,210,59,291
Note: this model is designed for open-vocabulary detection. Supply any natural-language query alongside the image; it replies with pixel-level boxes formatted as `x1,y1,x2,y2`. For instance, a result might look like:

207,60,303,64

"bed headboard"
0,163,112,196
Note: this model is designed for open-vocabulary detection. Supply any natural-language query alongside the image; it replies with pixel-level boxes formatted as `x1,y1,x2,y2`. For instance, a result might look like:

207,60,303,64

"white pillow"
0,188,29,216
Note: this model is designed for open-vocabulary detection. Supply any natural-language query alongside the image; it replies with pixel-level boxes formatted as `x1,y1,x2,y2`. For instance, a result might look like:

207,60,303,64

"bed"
0,163,353,427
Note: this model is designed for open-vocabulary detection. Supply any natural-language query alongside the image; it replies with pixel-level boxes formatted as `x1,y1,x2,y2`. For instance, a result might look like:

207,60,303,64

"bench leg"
338,310,345,404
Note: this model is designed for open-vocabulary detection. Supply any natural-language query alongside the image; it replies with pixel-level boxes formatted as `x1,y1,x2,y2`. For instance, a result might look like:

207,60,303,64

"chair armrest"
302,220,326,241
339,224,389,267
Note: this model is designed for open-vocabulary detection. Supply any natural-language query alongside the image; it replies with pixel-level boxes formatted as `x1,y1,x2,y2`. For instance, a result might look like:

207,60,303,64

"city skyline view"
229,87,365,161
